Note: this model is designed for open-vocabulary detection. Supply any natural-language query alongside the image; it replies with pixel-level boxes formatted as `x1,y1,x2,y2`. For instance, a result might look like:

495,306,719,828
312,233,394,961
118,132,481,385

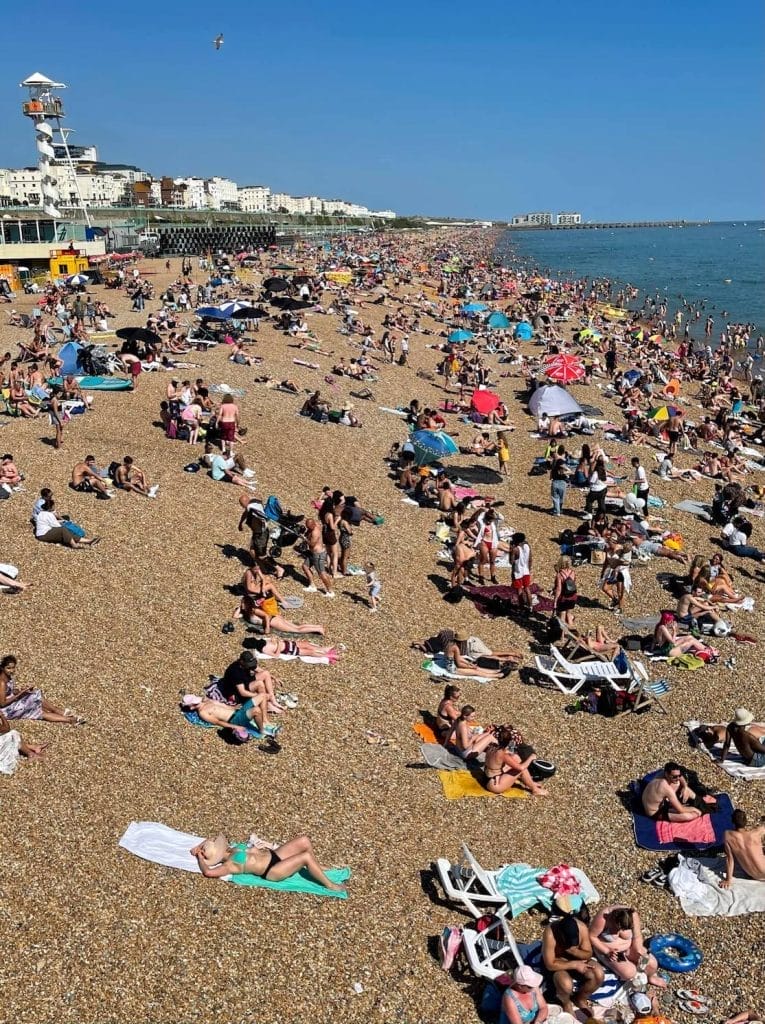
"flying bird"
213,34,224,50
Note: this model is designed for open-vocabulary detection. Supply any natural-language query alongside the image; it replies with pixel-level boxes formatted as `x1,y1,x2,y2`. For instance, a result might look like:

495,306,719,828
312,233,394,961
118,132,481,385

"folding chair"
551,617,608,663
461,913,524,980
434,843,506,918
630,672,670,714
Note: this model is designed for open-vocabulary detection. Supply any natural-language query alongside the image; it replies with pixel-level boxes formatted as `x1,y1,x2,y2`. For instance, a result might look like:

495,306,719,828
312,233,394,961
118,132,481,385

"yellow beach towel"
438,771,528,801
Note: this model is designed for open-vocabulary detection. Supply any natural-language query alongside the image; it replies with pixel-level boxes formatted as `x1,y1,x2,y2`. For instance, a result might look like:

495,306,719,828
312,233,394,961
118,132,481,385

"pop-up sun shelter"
528,384,583,418
58,340,84,375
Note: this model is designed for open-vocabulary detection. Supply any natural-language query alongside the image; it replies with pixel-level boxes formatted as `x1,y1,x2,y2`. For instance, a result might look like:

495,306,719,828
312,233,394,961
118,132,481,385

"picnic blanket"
437,770,527,800
494,862,600,917
669,854,765,917
628,771,734,851
118,821,349,898
684,720,765,781
182,709,263,739
463,583,555,617
673,499,713,521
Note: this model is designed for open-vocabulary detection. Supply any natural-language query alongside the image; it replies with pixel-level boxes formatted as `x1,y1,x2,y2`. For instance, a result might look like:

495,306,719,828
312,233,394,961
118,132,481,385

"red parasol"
544,354,585,384
470,388,501,415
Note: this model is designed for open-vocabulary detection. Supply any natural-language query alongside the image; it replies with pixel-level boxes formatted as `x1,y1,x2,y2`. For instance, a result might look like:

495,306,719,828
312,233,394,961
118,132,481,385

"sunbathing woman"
651,611,713,659
190,832,347,892
483,727,548,796
0,654,85,724
236,588,325,636
690,554,744,604
435,685,462,739
445,705,497,760
250,635,339,662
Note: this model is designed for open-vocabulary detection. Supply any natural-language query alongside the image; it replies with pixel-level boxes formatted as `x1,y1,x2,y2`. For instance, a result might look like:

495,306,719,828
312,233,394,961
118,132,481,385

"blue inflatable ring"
649,933,703,973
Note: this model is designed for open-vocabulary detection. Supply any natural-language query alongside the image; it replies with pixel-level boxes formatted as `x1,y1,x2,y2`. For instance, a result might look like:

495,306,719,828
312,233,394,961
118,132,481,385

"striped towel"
495,863,600,917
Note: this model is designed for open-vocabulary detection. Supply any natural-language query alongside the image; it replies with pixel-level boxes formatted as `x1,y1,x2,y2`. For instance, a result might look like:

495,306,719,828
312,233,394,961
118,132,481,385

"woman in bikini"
483,727,549,796
435,685,462,739
235,569,325,636
445,705,497,760
250,635,339,661
190,833,347,892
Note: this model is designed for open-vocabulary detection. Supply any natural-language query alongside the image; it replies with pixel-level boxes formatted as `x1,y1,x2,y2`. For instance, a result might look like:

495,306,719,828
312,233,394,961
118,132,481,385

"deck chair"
630,673,670,714
551,617,608,663
434,843,506,918
461,913,524,980
534,646,637,696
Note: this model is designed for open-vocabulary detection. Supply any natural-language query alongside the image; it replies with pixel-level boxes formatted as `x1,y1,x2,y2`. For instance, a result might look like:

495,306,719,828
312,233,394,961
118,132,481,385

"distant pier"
506,220,708,231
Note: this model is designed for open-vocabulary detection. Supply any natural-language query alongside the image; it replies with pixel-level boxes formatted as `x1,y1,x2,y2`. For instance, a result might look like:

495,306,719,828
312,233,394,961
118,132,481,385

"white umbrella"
66,273,90,286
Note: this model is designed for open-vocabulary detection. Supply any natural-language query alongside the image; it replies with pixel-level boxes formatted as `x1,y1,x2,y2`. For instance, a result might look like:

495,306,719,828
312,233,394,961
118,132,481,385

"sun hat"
513,965,543,987
629,992,652,1014
734,707,755,726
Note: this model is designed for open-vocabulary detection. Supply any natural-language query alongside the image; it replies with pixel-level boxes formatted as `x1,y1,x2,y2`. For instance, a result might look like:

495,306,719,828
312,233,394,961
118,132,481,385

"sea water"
495,222,765,332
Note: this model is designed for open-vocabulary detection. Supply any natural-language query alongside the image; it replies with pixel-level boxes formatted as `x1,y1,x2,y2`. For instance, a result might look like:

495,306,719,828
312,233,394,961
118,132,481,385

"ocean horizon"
495,220,765,333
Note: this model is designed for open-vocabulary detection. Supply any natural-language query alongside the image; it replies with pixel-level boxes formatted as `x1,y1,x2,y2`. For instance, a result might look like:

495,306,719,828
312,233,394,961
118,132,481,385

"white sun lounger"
534,646,649,698
434,843,506,918
461,913,524,980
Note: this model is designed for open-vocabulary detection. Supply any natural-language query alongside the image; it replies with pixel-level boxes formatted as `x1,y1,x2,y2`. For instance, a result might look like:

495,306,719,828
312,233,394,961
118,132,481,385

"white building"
512,211,554,226
557,211,582,225
372,209,397,220
171,177,208,209
238,184,271,212
205,176,239,210
269,192,299,214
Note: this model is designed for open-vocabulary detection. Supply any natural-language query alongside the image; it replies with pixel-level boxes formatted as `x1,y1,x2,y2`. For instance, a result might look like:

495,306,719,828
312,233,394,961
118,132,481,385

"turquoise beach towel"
228,866,351,898
182,709,263,740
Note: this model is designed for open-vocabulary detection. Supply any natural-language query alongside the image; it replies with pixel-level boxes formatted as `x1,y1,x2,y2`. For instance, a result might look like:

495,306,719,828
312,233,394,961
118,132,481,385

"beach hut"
528,384,583,418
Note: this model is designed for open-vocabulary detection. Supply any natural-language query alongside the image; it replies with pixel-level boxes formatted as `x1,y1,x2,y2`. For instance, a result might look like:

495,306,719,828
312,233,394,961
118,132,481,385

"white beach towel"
119,821,205,874
669,854,765,916
254,651,331,666
0,729,21,775
683,720,765,781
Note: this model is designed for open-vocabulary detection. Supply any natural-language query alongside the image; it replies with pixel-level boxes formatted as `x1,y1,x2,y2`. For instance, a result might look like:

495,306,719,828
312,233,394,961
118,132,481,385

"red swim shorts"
512,575,531,590
220,421,236,441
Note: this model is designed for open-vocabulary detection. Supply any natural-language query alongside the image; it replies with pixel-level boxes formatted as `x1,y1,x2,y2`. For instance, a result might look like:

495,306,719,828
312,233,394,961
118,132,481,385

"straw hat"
342,402,354,411
734,707,755,726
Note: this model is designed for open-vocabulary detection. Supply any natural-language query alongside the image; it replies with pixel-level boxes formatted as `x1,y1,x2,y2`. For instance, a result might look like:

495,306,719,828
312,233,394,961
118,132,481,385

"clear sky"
1,0,763,220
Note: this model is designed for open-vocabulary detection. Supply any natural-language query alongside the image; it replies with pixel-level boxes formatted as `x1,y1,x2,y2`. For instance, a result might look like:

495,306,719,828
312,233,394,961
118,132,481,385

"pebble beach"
1,230,763,1024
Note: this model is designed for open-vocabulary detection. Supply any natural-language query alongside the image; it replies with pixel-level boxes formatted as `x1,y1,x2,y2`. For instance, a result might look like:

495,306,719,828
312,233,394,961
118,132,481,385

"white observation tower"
20,72,90,226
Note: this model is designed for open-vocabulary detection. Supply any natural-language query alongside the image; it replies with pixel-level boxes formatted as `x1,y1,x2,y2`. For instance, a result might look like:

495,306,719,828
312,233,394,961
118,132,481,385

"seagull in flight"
213,33,224,50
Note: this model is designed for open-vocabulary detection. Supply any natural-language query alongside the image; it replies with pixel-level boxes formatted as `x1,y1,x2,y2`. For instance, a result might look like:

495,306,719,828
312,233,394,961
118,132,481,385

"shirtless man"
642,762,703,822
71,455,112,498
115,455,158,498
542,908,605,1014
722,810,765,886
217,395,240,456
181,692,276,743
719,708,765,767
301,518,335,597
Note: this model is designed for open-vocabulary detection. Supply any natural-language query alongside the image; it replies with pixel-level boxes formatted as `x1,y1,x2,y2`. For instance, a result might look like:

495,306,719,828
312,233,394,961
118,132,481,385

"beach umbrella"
217,300,250,317
470,389,501,416
271,296,312,311
271,262,297,271
230,306,269,319
487,312,510,329
460,302,488,313
623,369,642,384
410,429,459,466
263,277,290,292
448,329,474,343
195,306,230,320
115,327,162,346
66,273,90,286
545,354,585,384
648,405,682,422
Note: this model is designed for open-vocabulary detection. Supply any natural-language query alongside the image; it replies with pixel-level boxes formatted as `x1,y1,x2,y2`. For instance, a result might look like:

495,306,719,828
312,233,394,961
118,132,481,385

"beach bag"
669,653,705,670
562,576,577,597
439,926,463,971
590,548,606,565
597,687,618,717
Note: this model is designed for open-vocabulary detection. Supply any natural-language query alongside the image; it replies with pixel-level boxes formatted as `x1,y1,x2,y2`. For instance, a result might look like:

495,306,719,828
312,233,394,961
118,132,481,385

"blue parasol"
195,306,230,320
448,329,474,343
410,429,459,466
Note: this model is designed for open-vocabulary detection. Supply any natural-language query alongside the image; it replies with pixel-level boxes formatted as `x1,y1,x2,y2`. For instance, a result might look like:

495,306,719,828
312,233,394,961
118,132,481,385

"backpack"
107,460,120,481
596,687,618,717
562,575,577,596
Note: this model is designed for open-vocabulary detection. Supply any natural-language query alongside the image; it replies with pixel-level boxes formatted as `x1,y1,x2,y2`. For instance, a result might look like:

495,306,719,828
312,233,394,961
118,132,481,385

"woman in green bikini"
190,833,347,892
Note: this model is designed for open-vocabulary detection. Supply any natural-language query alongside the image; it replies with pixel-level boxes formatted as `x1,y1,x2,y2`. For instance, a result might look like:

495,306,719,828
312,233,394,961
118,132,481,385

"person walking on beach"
511,532,533,613
217,395,240,457
631,455,649,511
550,445,569,516
301,519,335,597
365,562,382,612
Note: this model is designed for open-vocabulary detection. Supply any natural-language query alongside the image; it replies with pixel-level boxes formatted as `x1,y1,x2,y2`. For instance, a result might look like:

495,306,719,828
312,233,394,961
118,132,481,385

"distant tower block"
20,72,67,218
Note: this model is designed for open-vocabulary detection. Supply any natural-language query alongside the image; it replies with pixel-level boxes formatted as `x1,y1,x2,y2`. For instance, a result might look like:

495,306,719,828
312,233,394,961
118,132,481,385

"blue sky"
1,0,763,219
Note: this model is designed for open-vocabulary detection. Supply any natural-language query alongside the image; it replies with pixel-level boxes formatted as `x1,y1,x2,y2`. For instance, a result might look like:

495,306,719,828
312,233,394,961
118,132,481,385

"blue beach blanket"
182,709,263,740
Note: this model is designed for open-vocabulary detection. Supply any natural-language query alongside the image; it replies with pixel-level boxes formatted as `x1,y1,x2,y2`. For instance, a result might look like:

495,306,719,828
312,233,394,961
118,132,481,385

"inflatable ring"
649,933,703,973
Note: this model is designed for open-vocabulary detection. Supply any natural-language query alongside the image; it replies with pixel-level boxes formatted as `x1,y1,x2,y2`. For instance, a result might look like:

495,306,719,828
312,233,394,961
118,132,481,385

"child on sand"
498,435,510,477
366,562,382,612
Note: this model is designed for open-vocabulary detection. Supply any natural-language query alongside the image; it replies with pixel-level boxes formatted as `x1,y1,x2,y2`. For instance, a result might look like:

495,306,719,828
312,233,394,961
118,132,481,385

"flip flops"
677,991,712,1015
258,738,281,755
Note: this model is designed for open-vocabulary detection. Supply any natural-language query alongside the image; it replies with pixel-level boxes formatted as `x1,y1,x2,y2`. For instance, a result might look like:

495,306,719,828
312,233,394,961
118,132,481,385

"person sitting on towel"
444,705,497,760
541,901,605,1014
722,809,765,886
190,832,347,892
719,707,765,767
641,762,715,822
483,726,548,797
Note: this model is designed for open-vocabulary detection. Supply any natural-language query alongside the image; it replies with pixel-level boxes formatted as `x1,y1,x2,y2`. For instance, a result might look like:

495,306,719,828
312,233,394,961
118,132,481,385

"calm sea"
495,222,765,331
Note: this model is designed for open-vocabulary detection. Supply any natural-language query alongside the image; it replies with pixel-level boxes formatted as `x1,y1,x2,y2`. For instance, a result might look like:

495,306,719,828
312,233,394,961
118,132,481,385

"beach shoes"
277,693,298,709
640,867,668,889
221,621,236,634
258,737,281,754
678,991,712,1005
303,585,318,592
679,999,711,1016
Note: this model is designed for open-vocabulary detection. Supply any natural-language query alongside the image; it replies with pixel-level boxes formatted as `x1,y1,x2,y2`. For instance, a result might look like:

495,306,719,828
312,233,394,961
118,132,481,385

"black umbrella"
270,296,312,311
522,290,543,301
230,306,269,320
292,274,313,284
116,327,163,345
263,277,290,292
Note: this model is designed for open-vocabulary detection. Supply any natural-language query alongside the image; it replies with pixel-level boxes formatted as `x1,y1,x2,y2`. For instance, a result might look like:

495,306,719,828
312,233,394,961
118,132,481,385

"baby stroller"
246,496,305,558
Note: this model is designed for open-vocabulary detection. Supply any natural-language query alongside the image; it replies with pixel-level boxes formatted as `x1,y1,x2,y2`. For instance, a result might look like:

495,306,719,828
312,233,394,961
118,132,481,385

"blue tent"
487,312,510,329
58,341,84,375
514,321,533,341
448,329,474,343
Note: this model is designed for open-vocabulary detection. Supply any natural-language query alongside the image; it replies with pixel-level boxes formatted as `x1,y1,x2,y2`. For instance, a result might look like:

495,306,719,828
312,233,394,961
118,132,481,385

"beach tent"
448,329,474,343
529,384,583,418
514,321,533,341
487,312,510,329
58,341,84,375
